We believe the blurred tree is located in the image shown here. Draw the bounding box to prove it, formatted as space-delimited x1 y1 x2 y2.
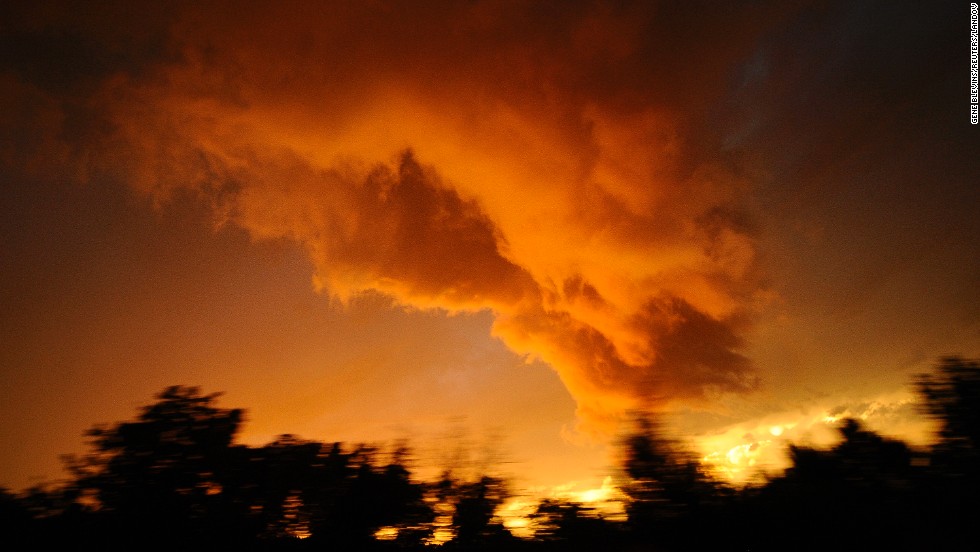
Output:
913 356 980 548
60 388 436 547
0 488 34 545
531 498 584 542
65 386 247 546
530 498 615 548
453 475 507 544
248 434 322 540
915 356 980 460
746 417 923 552
621 414 716 519
619 413 725 550
300 442 433 547
441 474 510 547
787 418 914 488
375 444 434 546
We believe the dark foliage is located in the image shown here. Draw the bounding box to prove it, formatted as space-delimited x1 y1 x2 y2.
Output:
530 498 620 551
913 356 980 547
2 356 978 551
620 414 722 547
916 356 980 462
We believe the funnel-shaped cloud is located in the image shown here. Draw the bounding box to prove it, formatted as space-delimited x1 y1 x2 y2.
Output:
2 0 781 433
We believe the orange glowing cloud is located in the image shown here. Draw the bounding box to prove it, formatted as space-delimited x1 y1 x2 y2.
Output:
3 0 791 434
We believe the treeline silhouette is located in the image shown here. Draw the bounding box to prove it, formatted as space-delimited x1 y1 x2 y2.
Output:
2 356 978 551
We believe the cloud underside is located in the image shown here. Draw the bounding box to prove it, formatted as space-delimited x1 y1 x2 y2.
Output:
2 0 781 433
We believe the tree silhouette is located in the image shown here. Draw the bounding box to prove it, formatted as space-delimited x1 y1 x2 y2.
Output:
6 360 975 551
744 417 931 552
50 386 446 548
913 356 980 548
64 385 247 546
446 474 510 547
530 498 617 549
246 434 323 541
0 487 35 545
915 356 980 461
618 413 727 550
308 443 432 547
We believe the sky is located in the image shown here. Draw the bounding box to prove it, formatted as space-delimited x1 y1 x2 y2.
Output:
1 0 978 496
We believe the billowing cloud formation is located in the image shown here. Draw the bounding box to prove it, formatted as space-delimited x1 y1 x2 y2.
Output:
1 0 788 433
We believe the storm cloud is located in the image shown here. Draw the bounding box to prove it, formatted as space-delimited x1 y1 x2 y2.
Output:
1 0 812 432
